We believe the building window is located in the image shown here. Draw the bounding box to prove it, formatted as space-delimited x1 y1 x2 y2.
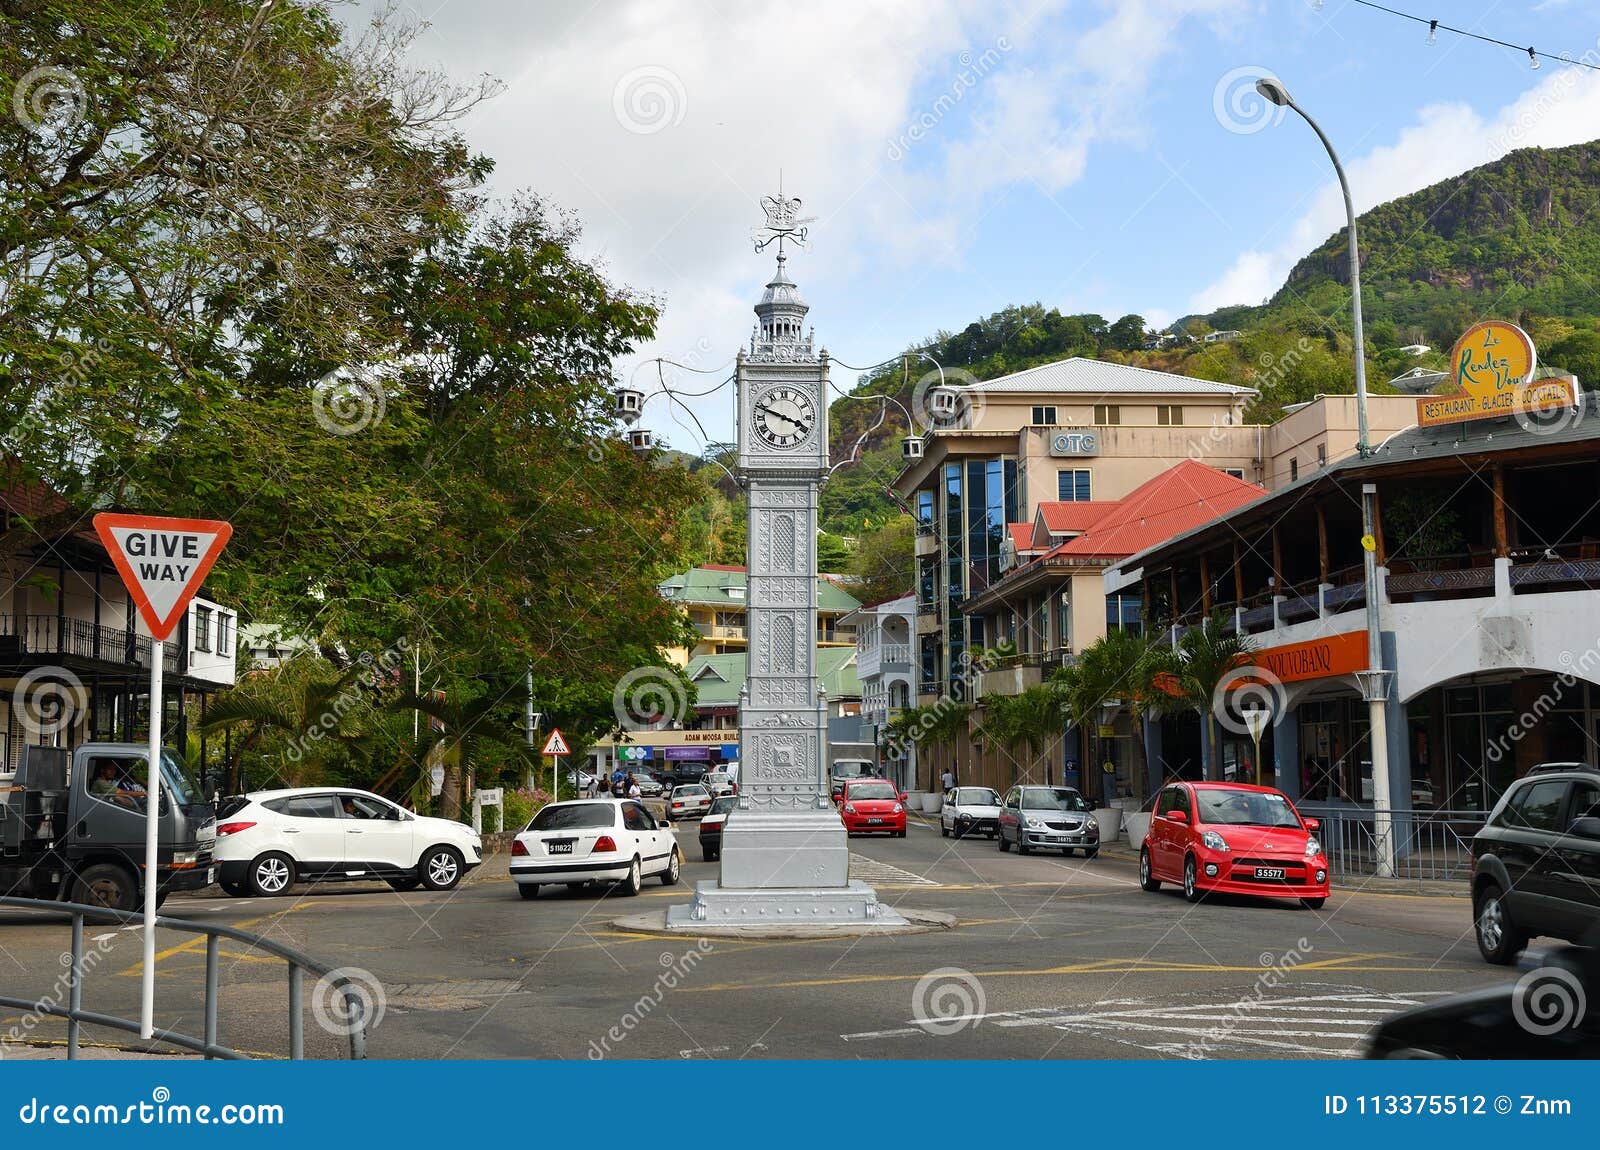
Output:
193 605 212 653
727 586 744 599
1222 468 1245 480
1106 594 1142 635
1290 458 1299 482
1031 405 1057 426
1093 404 1120 425
1156 405 1183 426
1056 469 1092 501
916 489 934 526
217 612 233 655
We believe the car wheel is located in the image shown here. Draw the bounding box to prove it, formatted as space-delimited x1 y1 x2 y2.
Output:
219 879 251 898
518 884 540 900
1474 882 1525 964
660 847 681 886
386 876 421 892
73 863 138 911
248 853 295 898
420 845 464 892
1183 855 1204 903
1300 897 1326 910
1139 848 1161 891
941 824 950 838
1017 830 1031 855
998 828 1011 852
620 857 643 897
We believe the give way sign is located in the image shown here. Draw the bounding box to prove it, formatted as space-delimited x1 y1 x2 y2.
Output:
93 513 233 641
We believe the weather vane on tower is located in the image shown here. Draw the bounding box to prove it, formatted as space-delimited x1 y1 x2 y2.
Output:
751 173 816 257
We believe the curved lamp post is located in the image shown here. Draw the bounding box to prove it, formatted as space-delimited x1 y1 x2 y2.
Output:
1254 76 1396 877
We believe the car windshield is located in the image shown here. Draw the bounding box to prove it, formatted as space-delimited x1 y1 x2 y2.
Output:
160 750 202 806
848 782 898 800
676 785 708 797
956 788 1000 805
1195 789 1302 828
1021 787 1090 812
710 796 737 814
528 803 614 831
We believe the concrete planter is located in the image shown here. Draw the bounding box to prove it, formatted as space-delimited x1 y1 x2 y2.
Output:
1124 812 1151 850
921 792 943 813
902 791 927 813
1092 808 1123 842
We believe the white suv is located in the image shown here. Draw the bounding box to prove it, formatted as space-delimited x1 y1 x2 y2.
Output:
214 788 482 897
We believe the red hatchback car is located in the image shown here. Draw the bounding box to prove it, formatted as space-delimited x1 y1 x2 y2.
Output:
839 778 907 837
1140 781 1329 909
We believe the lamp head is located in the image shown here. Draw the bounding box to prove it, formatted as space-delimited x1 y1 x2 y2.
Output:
1254 77 1291 108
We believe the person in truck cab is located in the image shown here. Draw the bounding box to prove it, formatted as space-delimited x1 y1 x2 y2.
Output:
89 763 118 798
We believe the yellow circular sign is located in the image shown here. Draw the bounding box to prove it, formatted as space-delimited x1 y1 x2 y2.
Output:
1448 319 1537 394
1360 534 1377 553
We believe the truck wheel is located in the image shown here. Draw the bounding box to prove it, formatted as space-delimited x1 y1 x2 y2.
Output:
73 864 137 912
248 853 296 897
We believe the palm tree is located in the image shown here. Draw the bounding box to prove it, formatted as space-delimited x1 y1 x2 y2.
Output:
1146 615 1257 781
974 685 1063 784
390 689 535 820
886 701 971 789
1054 626 1164 798
199 661 373 790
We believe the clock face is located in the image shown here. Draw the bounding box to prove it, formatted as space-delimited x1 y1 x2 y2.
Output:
753 386 816 449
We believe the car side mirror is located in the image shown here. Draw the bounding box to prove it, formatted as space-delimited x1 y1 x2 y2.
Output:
899 793 908 803
1303 817 1320 832
1569 816 1600 840
1166 809 1189 824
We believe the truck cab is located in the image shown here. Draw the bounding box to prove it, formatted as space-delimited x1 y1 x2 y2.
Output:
1 743 217 910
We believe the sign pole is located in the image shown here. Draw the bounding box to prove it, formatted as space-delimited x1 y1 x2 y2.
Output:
552 753 559 803
140 639 164 1039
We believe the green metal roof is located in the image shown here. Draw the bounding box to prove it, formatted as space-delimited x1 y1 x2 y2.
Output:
659 565 861 613
684 646 862 709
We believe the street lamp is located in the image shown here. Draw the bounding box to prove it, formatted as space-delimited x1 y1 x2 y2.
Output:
1255 75 1395 877
1241 704 1270 788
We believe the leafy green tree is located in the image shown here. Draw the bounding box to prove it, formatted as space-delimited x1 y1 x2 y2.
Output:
1145 617 1257 782
391 689 536 820
1546 330 1600 385
847 515 914 605
975 685 1064 784
1053 626 1164 797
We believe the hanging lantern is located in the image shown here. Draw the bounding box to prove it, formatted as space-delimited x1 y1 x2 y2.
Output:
929 387 960 419
901 435 924 461
628 428 654 452
614 386 644 424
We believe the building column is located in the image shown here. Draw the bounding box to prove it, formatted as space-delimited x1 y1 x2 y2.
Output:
1142 711 1163 798
1273 705 1302 800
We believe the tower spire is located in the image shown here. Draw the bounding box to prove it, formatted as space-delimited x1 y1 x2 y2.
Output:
749 182 817 361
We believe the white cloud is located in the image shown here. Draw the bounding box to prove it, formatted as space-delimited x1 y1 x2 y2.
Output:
1189 66 1600 316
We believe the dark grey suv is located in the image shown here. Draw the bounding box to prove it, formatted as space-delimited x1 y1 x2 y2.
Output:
1470 763 1600 964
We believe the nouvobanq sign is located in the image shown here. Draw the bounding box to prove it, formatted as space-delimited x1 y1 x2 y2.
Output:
1416 320 1577 428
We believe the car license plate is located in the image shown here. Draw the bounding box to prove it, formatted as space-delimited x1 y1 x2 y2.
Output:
1254 867 1286 879
867 818 883 825
206 867 216 884
1047 835 1066 843
549 841 574 855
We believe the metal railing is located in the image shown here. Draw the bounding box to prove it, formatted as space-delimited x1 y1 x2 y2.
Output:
0 614 179 673
1306 808 1487 884
0 897 368 1060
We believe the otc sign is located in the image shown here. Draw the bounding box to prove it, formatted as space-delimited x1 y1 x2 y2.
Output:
1049 431 1099 457
93 514 232 641
1416 320 1577 428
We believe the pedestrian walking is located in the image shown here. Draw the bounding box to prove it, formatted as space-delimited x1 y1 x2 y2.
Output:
941 767 955 793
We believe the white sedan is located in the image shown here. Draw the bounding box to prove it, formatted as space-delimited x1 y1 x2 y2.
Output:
510 798 681 898
214 788 482 897
664 783 713 820
941 786 1003 839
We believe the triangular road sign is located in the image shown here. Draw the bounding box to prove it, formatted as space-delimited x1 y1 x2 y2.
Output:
541 728 570 756
93 513 233 642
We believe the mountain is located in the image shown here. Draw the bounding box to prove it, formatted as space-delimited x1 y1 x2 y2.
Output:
819 140 1600 537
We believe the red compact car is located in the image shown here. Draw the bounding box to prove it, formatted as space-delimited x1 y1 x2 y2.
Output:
1140 781 1329 908
839 778 907 837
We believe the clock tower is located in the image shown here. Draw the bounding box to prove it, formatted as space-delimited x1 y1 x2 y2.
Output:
667 192 903 928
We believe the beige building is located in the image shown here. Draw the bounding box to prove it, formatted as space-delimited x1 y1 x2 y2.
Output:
657 564 860 666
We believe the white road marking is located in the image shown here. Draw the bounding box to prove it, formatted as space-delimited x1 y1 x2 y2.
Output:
847 854 938 887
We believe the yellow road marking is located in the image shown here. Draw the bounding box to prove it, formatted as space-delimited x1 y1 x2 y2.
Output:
118 904 309 977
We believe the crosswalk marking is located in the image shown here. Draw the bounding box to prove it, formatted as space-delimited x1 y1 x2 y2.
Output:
849 853 939 887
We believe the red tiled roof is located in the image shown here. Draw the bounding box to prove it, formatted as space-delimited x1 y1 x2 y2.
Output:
1036 502 1110 534
1053 461 1264 559
698 563 748 573
1007 523 1040 552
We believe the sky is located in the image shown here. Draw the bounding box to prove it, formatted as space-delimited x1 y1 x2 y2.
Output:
350 0 1600 447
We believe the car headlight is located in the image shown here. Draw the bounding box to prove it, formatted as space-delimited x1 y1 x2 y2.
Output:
1025 816 1046 830
843 803 856 813
892 803 903 814
1304 836 1322 858
172 850 198 866
1201 830 1229 852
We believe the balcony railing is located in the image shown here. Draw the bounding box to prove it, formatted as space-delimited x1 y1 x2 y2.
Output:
0 614 178 674
693 622 746 639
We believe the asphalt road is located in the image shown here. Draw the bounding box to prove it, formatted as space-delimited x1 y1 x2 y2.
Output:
0 815 1519 1060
